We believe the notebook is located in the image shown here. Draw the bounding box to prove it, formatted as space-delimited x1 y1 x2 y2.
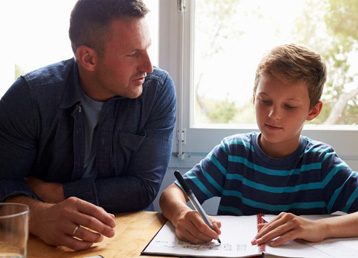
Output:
141 214 358 258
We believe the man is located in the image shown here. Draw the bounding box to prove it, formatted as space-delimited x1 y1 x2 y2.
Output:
0 0 176 251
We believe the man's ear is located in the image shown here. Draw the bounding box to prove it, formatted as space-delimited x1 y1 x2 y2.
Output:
75 46 97 72
307 101 323 121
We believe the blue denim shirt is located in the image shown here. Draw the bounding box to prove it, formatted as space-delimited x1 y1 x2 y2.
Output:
0 58 176 213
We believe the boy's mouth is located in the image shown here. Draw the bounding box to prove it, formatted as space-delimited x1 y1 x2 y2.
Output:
265 123 283 130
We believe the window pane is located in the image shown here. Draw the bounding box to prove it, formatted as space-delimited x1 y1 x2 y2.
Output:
0 0 77 97
0 0 158 98
193 0 358 126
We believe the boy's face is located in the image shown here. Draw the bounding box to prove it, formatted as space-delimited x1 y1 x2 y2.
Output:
254 73 321 157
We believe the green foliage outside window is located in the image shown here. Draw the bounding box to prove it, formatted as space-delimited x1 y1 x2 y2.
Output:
194 0 358 126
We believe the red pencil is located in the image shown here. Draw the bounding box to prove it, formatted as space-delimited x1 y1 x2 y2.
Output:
257 213 266 253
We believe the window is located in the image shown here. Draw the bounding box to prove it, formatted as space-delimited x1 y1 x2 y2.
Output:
193 0 358 127
160 0 358 167
0 0 158 97
0 1 75 97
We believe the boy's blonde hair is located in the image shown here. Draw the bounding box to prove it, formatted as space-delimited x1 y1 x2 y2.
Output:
254 44 327 108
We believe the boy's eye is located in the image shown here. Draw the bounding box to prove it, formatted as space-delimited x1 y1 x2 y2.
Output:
284 104 296 109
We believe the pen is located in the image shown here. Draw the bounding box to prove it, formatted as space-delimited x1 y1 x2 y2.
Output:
174 170 221 244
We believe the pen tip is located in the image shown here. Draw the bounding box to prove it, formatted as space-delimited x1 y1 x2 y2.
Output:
217 238 221 244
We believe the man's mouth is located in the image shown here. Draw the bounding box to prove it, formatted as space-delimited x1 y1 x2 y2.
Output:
133 74 146 84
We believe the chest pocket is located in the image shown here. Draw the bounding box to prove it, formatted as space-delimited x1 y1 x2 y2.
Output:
114 132 146 174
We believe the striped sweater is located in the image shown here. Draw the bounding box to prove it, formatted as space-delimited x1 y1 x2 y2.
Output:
182 132 358 215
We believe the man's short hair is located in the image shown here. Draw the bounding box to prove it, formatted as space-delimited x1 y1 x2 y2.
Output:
69 0 149 53
254 44 327 107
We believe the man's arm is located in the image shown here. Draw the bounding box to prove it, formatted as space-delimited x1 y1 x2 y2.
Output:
6 195 115 250
26 177 65 203
0 78 116 251
0 77 39 201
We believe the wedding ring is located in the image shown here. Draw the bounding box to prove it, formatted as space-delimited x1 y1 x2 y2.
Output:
72 225 80 236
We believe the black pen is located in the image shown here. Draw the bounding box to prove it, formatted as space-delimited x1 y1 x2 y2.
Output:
174 170 221 244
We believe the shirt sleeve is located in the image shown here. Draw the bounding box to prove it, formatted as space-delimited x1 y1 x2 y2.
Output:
63 69 177 213
0 77 39 201
181 139 230 204
321 147 358 213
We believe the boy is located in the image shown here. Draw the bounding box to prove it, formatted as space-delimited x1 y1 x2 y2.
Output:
159 44 358 246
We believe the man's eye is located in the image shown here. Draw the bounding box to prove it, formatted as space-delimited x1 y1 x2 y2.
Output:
127 51 139 57
260 100 272 105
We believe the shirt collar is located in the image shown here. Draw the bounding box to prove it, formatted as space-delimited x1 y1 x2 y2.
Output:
59 59 82 109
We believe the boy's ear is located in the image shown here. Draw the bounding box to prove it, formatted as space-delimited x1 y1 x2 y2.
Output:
306 101 323 121
75 46 97 72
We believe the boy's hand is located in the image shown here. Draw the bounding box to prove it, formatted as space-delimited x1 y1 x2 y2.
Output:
174 210 221 244
251 212 326 246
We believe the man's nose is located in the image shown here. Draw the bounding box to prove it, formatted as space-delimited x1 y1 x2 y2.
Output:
141 51 153 74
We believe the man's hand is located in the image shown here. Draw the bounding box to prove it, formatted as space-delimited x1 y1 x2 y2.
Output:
251 212 326 247
26 177 64 203
174 210 221 244
7 196 116 251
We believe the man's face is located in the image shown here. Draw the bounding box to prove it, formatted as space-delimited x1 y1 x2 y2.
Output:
92 17 153 100
254 73 315 156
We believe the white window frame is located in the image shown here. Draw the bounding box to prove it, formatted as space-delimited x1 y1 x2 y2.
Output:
159 0 358 169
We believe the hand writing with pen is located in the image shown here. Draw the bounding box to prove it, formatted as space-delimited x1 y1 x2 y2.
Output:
175 209 222 244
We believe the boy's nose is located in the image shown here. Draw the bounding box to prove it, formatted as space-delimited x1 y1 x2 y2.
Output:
268 107 282 120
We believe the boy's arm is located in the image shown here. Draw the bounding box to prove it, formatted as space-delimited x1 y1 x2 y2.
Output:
159 183 190 225
323 212 358 238
159 183 221 244
252 212 358 247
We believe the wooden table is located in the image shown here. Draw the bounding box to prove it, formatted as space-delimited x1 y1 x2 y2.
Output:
28 211 174 258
